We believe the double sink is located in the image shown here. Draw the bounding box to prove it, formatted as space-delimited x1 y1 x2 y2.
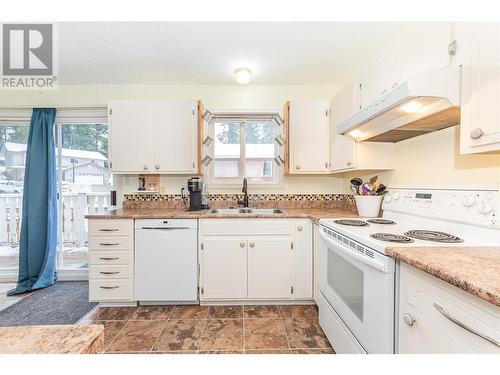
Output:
208 208 287 215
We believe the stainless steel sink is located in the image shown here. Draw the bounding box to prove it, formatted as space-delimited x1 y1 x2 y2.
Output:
208 208 287 215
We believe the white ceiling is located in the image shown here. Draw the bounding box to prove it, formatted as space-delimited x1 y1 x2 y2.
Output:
57 22 402 85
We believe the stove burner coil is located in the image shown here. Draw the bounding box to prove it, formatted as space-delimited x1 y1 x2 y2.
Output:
404 230 464 243
367 219 396 225
334 219 369 227
370 233 414 243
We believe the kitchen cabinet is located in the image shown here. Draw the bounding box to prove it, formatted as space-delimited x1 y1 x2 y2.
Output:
398 263 500 354
88 219 135 306
287 101 330 174
329 83 396 172
360 23 452 108
313 223 321 305
247 237 292 299
201 237 247 299
109 100 199 174
453 23 500 154
199 218 313 302
293 220 313 299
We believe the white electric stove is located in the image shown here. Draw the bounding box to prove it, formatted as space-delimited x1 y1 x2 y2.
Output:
318 186 500 354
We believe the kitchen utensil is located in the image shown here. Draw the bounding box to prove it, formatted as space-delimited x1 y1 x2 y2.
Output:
375 184 387 195
361 183 372 195
350 178 363 188
369 175 381 191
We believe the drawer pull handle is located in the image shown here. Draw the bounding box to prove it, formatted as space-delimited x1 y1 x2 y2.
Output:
99 229 119 232
99 286 120 289
99 243 119 246
433 303 500 347
99 271 120 275
99 257 119 261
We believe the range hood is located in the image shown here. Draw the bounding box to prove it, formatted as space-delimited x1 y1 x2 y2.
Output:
338 66 462 142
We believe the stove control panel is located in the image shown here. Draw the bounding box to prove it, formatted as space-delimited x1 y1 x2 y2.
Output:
382 188 500 228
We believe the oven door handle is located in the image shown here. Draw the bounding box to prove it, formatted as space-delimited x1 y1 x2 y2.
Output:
320 231 387 273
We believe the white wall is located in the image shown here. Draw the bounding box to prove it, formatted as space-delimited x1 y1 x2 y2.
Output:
353 126 500 192
0 84 345 200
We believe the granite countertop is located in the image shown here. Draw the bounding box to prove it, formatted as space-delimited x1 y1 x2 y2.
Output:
85 207 359 224
386 246 500 307
0 324 104 354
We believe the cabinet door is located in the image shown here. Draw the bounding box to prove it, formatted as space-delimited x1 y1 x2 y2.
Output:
452 22 500 66
313 224 321 305
330 83 358 171
201 238 247 299
154 101 198 173
247 237 292 299
109 101 154 173
360 23 451 108
293 220 313 299
460 66 500 154
289 101 330 174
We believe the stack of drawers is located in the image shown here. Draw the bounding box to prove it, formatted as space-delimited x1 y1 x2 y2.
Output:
88 219 134 305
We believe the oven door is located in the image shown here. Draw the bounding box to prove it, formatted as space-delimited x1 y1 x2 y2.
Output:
319 228 395 353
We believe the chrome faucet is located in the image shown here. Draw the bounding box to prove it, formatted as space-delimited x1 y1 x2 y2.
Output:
238 177 249 207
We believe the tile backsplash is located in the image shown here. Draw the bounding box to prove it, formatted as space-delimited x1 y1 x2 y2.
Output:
123 193 355 210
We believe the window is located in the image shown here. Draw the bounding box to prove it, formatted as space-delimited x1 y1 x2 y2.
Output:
209 119 281 186
0 108 109 275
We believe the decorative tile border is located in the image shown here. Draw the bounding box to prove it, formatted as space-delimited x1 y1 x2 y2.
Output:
123 193 355 210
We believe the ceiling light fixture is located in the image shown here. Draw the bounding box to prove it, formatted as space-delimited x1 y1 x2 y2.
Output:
235 68 252 85
400 101 423 113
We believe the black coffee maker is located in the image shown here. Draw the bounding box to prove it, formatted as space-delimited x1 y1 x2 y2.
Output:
187 177 202 211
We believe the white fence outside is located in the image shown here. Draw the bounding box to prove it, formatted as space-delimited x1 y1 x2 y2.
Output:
0 192 110 246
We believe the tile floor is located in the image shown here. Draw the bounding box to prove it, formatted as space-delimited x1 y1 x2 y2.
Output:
77 304 334 354
0 283 31 312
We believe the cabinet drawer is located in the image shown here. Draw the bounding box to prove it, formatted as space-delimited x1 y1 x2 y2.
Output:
89 250 132 265
89 219 133 237
89 279 133 301
89 237 132 250
201 219 292 236
402 265 500 353
90 265 132 279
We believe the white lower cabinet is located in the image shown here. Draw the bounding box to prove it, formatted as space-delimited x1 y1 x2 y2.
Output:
398 263 500 353
88 219 135 306
199 219 313 302
247 237 292 299
202 237 247 300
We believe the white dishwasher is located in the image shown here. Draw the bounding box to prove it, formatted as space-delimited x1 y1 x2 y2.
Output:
135 219 198 303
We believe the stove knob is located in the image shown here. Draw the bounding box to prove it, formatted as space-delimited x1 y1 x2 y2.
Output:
384 194 392 203
462 194 476 207
477 200 494 215
392 192 401 201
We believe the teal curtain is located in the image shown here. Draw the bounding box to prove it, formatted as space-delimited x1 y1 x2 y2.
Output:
8 108 58 295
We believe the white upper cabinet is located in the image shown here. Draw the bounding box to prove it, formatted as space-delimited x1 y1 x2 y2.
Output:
330 83 396 173
288 100 330 174
360 23 452 108
109 100 199 174
454 23 500 154
153 101 198 173
109 101 154 173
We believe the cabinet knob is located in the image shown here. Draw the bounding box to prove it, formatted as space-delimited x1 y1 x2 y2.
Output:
143 165 149 170
470 128 484 140
347 161 352 166
403 313 416 326
296 165 301 170
298 225 303 232
249 242 255 248
240 242 245 248
325 162 328 169
155 165 160 170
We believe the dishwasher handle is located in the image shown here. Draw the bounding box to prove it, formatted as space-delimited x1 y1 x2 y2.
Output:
139 226 191 230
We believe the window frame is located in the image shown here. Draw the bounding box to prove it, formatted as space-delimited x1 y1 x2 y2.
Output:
206 114 283 188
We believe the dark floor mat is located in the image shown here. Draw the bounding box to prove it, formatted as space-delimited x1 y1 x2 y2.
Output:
0 281 97 327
